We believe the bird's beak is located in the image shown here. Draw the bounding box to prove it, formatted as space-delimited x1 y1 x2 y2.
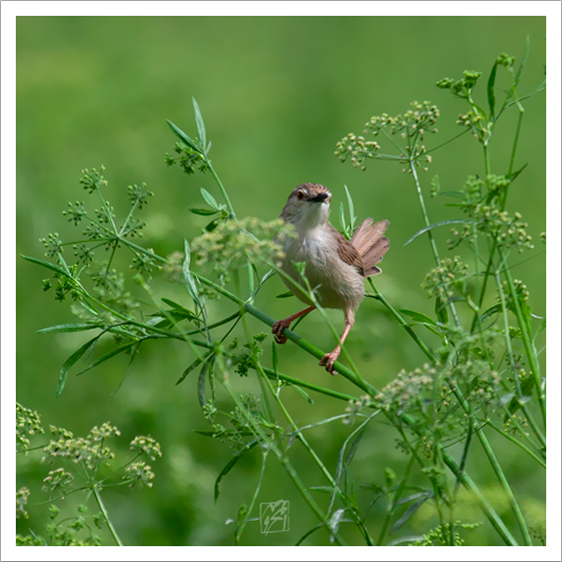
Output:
309 192 330 203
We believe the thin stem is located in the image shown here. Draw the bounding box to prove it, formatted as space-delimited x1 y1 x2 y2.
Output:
92 487 123 546
366 279 435 362
409 159 461 327
235 451 268 544
498 248 546 426
449 383 532 545
486 422 546 468
207 161 236 219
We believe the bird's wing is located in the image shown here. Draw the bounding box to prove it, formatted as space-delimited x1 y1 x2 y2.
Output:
351 218 390 277
328 225 365 276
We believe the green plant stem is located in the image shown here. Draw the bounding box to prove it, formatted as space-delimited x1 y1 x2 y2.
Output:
486 422 546 468
498 249 546 426
220 376 347 545
92 487 123 546
440 448 518 545
235 451 268 544
194 272 516 545
255 359 374 545
207 160 236 219
258 366 364 404
366 279 435 362
495 273 545 447
376 453 416 546
449 384 532 545
409 160 461 327
194 273 377 397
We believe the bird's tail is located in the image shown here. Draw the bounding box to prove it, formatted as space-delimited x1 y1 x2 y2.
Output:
351 218 390 277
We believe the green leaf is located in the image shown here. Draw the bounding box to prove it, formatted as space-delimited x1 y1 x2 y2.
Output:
21 255 71 278
344 184 357 233
77 340 140 376
38 322 102 334
290 383 314 405
435 296 449 325
161 297 195 315
275 291 294 299
197 358 211 408
399 309 438 328
57 336 100 396
404 220 468 246
391 496 430 532
166 120 200 152
188 208 218 216
200 187 219 210
480 304 502 324
204 217 224 232
514 35 530 88
214 441 258 503
192 97 207 153
487 61 498 119
338 202 347 236
438 191 465 199
506 163 528 183
183 239 200 308
176 351 210 385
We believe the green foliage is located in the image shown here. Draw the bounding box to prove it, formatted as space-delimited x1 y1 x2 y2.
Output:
20 39 545 546
16 404 162 546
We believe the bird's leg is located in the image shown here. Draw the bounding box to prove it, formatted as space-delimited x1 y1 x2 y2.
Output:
319 311 355 375
272 306 315 344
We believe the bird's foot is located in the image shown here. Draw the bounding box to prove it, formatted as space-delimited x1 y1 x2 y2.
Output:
319 347 341 375
272 318 292 344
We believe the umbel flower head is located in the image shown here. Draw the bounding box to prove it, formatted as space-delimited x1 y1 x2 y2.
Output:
190 217 296 278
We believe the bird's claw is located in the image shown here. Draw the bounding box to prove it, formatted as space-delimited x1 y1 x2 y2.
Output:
319 350 341 376
272 319 291 345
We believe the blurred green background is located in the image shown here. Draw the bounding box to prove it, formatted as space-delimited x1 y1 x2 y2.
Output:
16 16 546 546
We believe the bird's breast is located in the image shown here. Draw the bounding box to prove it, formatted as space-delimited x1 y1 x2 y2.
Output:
281 229 365 310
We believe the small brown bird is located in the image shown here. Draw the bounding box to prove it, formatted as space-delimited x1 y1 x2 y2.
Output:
272 183 390 374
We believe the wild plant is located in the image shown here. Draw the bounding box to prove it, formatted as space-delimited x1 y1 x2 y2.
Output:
20 40 545 546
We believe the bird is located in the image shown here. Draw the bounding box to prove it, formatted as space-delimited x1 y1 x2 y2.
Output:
272 182 390 375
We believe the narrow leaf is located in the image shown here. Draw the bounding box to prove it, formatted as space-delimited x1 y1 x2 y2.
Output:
176 352 210 385
338 202 347 235
344 185 357 232
344 428 365 468
480 304 502 324
200 187 219 210
197 358 211 408
399 309 438 328
506 162 528 183
438 190 465 199
189 208 218 216
38 322 102 334
404 220 469 246
514 35 530 87
275 291 294 299
166 119 199 152
192 97 207 152
57 336 100 396
290 384 314 405
435 296 449 325
183 239 200 307
391 497 430 532
487 61 498 119
214 441 258 502
21 255 71 278
77 340 139 376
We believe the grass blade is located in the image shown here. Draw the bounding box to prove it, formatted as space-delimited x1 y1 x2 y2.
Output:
192 97 207 152
57 336 100 396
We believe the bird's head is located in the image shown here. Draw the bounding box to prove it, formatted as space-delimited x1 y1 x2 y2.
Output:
280 183 332 230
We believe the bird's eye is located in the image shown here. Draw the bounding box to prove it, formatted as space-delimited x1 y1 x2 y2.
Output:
296 190 305 200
